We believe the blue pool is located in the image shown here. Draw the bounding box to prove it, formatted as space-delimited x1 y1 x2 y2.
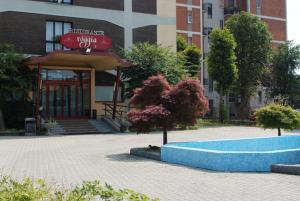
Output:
161 136 300 172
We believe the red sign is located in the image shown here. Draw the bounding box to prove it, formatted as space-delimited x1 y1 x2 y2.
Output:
60 33 112 50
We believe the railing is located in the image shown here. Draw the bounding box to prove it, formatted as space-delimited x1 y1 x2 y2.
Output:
103 103 130 122
224 7 240 15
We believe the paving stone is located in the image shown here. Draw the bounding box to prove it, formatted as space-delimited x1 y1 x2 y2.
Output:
0 127 299 201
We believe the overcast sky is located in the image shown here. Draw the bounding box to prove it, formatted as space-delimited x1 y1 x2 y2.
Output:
287 0 300 45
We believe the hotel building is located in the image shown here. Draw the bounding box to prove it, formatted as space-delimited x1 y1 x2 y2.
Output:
0 0 288 126
0 0 176 123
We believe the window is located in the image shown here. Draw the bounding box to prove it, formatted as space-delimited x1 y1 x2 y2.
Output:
48 0 72 4
95 86 122 102
256 0 261 15
46 21 72 52
188 37 193 45
203 27 213 36
258 91 262 103
207 3 212 19
228 0 235 8
208 78 214 92
229 93 236 103
187 11 193 24
203 78 209 86
220 20 224 29
256 0 261 8
209 99 214 116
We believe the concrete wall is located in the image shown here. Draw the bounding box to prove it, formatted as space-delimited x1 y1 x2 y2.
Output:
0 0 176 51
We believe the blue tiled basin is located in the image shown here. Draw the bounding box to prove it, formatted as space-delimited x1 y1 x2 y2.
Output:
161 136 300 172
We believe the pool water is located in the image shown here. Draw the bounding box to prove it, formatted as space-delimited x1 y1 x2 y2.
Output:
161 136 300 172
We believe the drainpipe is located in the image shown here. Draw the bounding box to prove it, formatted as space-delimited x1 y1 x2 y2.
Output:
201 3 205 87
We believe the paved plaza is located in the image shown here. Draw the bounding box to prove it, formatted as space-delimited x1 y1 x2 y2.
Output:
0 127 300 201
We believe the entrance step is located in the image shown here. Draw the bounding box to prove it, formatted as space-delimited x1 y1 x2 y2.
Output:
56 119 116 134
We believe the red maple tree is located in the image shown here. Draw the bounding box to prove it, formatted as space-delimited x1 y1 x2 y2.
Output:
128 75 208 145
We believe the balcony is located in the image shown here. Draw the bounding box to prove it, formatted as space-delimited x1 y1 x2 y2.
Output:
224 7 240 15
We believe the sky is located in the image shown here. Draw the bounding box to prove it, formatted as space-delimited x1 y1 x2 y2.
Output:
287 0 300 45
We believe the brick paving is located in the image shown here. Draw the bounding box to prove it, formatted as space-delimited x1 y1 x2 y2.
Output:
0 127 300 201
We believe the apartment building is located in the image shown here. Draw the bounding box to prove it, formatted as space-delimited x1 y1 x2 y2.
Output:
176 0 202 48
200 0 287 118
225 0 287 45
0 0 176 120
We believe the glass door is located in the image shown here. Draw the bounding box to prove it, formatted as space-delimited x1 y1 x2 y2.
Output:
42 70 91 119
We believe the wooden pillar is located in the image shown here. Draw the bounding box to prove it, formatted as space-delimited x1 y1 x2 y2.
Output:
112 66 121 120
90 68 96 118
35 63 42 128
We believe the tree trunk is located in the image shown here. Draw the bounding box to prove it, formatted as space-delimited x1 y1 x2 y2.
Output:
236 98 250 120
163 128 168 145
278 128 281 136
219 87 224 123
0 108 5 130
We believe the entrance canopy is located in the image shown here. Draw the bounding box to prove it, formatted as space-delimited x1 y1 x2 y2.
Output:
24 50 132 70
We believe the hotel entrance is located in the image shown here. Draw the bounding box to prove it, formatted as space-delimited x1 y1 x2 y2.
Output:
41 69 91 119
24 49 131 127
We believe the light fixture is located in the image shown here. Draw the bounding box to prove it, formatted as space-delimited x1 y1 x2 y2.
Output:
86 48 91 53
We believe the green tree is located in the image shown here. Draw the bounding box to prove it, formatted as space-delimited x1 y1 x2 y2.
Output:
122 43 185 98
177 35 188 52
183 44 201 77
0 44 33 130
207 28 237 122
226 12 272 119
269 42 300 104
176 35 202 77
255 104 300 136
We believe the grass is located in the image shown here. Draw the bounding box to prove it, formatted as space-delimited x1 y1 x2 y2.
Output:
190 119 257 129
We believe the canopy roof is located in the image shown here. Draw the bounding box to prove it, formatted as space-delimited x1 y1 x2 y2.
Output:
24 50 132 70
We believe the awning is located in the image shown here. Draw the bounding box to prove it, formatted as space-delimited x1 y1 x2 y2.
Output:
24 50 132 70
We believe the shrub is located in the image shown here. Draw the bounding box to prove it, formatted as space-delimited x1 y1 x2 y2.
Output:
3 100 34 129
255 104 300 136
0 176 159 201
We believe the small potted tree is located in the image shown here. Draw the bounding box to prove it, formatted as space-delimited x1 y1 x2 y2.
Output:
255 104 300 136
128 74 208 145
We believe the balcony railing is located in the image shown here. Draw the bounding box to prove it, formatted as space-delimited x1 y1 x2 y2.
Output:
224 7 240 15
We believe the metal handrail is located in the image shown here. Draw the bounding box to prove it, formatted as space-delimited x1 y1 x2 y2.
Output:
103 103 129 121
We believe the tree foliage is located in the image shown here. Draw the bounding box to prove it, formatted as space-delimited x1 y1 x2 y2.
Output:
255 104 300 136
182 45 201 77
268 42 300 105
176 35 202 77
226 12 272 119
0 44 34 130
207 28 237 122
122 43 185 98
176 35 188 52
128 75 208 144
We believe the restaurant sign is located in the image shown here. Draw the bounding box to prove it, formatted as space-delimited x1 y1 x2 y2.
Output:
60 29 112 50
